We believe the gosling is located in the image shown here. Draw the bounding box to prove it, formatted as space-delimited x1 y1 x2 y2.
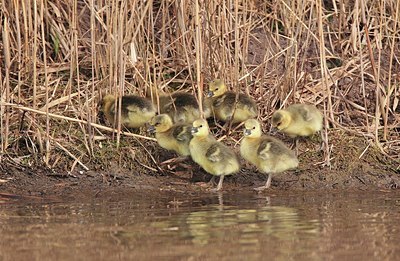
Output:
101 94 156 129
148 114 192 156
240 119 299 191
159 92 211 124
271 104 323 138
189 119 240 191
207 79 258 124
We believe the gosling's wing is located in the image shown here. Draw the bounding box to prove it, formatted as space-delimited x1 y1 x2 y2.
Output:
205 143 224 162
238 94 257 110
108 103 116 114
213 94 228 107
171 93 198 107
257 137 286 159
125 104 141 114
215 93 257 113
257 139 272 160
157 96 171 111
123 96 153 113
162 97 177 113
259 136 294 161
172 124 192 142
163 93 199 112
296 105 315 122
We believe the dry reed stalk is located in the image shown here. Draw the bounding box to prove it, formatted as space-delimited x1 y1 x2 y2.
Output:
32 0 38 109
384 0 400 141
1 16 11 153
316 0 331 166
39 0 50 165
194 0 203 115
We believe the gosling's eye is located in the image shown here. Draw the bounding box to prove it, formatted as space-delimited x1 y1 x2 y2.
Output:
215 88 219 91
199 125 203 128
252 126 256 130
155 123 160 126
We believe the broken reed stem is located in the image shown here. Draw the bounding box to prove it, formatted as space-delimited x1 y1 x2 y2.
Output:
2 102 156 142
54 140 89 171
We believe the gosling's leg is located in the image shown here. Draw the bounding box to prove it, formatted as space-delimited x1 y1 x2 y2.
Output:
221 119 232 136
265 173 272 189
209 176 217 186
254 174 272 191
212 175 225 192
288 137 299 155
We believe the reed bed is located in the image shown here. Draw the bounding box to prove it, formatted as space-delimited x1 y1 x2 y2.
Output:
1 0 399 173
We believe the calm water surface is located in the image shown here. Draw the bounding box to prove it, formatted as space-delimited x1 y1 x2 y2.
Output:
1 191 400 260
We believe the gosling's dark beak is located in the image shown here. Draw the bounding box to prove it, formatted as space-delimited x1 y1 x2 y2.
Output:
191 126 199 134
206 91 214 98
244 128 252 136
147 125 155 133
270 127 278 134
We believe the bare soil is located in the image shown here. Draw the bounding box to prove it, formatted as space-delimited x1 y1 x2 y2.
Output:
1 129 399 201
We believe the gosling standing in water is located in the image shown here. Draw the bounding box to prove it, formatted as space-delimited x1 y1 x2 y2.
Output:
101 94 156 129
189 119 240 191
207 79 258 124
148 114 193 156
271 104 323 138
240 119 299 191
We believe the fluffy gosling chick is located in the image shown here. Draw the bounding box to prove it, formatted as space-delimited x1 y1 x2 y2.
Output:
101 94 156 128
155 92 211 124
149 114 193 156
189 119 240 191
207 79 258 124
240 119 299 190
271 104 323 138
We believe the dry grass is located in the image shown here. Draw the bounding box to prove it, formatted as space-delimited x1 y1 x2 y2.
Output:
1 0 399 173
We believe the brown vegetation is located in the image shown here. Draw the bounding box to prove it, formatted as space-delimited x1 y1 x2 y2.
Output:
0 0 399 192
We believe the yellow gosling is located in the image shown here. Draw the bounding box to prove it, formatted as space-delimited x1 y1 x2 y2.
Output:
240 119 299 191
149 114 193 156
271 104 323 138
189 119 240 191
206 79 258 124
101 94 156 129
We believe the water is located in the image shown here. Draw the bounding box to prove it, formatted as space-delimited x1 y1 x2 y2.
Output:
1 191 400 260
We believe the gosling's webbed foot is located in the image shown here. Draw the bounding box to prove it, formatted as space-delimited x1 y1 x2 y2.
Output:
210 187 222 192
253 186 268 192
254 175 272 191
210 175 224 192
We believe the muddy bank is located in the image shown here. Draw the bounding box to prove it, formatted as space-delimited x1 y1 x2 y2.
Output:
1 130 399 200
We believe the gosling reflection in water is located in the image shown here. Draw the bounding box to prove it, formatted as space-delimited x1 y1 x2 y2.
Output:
149 195 319 246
